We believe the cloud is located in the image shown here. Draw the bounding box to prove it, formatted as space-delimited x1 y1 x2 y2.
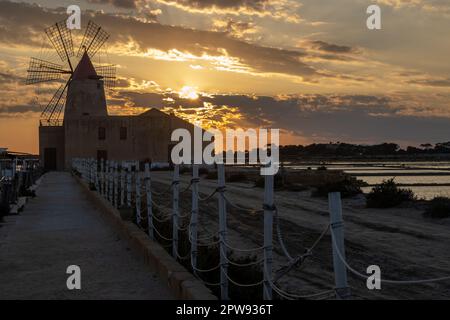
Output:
377 0 450 15
409 78 450 87
153 0 302 22
309 40 355 54
110 84 450 145
0 1 317 79
87 0 138 9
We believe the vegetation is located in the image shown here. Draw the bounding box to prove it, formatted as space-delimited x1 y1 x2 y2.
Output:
424 197 450 219
279 141 450 158
366 178 416 208
312 177 362 198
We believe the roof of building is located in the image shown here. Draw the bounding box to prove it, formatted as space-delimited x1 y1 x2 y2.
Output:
72 52 99 80
138 108 171 118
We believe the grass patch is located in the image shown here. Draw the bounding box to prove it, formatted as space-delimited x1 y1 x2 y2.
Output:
366 178 416 208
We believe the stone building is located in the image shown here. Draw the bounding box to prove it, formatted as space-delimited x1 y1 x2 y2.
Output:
39 52 196 170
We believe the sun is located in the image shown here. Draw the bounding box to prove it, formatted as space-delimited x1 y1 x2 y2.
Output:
179 86 199 100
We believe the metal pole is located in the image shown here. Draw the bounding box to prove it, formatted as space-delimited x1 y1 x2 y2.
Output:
190 165 199 270
113 161 118 207
218 164 229 300
329 192 351 299
107 160 112 202
145 163 154 240
100 159 104 196
126 164 131 208
172 164 180 259
263 173 274 300
120 162 125 207
135 168 141 226
94 160 99 192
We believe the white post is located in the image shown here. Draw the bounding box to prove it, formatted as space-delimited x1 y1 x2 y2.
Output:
190 165 199 270
100 159 104 196
172 164 180 259
145 163 154 240
108 160 112 202
263 173 274 300
113 161 118 207
121 162 126 207
217 164 229 300
94 159 99 191
329 192 351 299
135 168 142 226
126 164 131 207
105 160 109 199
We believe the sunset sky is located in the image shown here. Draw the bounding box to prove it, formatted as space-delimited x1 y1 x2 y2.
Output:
0 0 449 154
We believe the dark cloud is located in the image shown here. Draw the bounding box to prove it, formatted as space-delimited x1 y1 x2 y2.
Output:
409 78 450 87
0 1 316 78
165 0 269 10
310 40 354 54
0 104 37 114
87 0 137 9
113 89 450 144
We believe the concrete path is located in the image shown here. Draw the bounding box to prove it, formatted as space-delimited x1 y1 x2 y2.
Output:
0 172 174 300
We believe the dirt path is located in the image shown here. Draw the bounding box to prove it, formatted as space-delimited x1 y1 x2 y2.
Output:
0 172 173 300
151 171 450 299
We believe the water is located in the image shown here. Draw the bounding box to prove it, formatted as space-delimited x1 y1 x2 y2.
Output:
288 161 450 200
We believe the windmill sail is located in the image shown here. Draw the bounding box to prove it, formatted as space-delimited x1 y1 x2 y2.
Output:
95 64 116 89
77 21 109 59
40 83 68 125
26 57 70 85
45 20 74 68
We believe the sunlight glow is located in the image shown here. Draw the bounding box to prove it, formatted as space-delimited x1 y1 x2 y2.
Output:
179 86 199 100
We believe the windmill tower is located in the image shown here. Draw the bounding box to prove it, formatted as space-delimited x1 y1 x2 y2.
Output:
26 20 115 124
26 20 116 170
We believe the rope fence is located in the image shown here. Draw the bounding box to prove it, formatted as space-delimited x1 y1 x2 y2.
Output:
72 157 450 300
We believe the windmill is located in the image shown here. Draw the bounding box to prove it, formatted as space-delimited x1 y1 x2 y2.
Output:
26 20 116 125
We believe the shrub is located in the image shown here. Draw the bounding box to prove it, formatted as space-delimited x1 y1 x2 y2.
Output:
366 178 416 208
424 197 450 219
317 165 328 171
313 178 362 198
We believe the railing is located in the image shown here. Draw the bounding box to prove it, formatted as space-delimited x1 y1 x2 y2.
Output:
72 157 450 300
40 119 63 127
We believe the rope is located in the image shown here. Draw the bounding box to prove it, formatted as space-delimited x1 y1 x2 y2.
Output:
151 214 171 223
222 240 265 252
191 263 220 273
149 221 174 241
176 251 191 261
274 206 294 261
274 224 331 282
198 188 220 202
264 264 335 300
271 282 335 300
223 194 263 214
220 247 265 267
151 181 174 196
225 273 264 288
330 228 450 285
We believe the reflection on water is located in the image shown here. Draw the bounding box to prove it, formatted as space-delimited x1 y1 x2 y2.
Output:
288 161 450 200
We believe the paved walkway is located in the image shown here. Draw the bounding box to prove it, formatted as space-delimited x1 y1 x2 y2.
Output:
0 172 173 299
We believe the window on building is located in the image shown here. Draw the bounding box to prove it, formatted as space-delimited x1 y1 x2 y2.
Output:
120 127 127 140
98 127 106 140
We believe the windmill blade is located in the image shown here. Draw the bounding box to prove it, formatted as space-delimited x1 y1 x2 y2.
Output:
40 82 68 125
95 64 116 89
26 57 71 85
45 20 74 69
77 21 110 59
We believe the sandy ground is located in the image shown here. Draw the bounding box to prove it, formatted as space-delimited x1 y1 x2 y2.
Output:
0 172 173 300
150 171 450 300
